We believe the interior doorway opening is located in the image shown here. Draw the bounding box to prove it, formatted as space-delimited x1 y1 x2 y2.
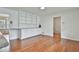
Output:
53 16 61 41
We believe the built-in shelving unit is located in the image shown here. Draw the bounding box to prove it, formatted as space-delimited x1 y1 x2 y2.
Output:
18 9 39 29
9 9 41 40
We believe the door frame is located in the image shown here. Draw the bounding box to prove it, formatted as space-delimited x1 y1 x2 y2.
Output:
53 16 61 36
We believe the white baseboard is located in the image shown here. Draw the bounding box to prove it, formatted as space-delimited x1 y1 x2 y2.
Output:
42 33 53 37
61 36 79 41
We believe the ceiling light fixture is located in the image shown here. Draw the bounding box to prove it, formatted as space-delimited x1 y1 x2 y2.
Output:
40 7 45 10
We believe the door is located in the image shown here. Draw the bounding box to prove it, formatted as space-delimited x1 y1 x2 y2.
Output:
53 16 61 40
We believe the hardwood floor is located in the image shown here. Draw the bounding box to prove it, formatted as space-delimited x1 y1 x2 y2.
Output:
9 35 79 52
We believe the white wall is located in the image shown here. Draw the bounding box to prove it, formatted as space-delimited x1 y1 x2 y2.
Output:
40 15 53 36
40 8 79 41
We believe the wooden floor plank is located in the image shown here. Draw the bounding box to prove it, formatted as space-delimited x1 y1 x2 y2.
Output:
9 35 79 52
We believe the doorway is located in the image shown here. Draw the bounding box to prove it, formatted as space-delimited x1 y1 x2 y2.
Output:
0 14 9 42
53 16 61 41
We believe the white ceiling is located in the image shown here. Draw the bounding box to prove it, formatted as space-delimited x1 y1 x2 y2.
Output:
5 7 78 15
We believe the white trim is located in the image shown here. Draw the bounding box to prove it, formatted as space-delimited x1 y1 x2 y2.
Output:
61 36 79 41
42 33 53 37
